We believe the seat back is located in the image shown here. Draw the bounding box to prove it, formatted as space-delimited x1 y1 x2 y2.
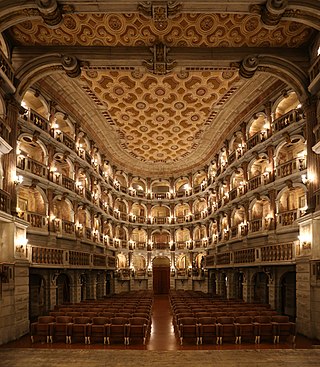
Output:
217 316 234 324
271 315 289 323
55 316 73 324
37 316 55 324
92 317 110 325
235 316 252 324
253 315 271 323
73 316 91 324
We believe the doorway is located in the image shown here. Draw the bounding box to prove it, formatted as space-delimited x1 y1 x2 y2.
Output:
153 256 170 294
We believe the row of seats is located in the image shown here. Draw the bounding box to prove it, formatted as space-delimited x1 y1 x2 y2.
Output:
31 291 153 345
170 291 296 345
31 315 150 345
177 315 296 345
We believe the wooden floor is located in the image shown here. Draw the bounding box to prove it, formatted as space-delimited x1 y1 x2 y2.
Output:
1 295 317 351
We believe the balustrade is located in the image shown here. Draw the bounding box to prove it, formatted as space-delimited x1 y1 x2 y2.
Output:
234 248 255 264
260 243 293 262
251 218 262 232
216 252 231 265
0 118 10 144
276 157 305 178
93 254 106 267
0 49 14 83
248 174 262 191
69 251 90 266
17 156 48 178
278 209 298 226
273 109 303 133
0 189 10 214
31 247 64 265
18 211 47 229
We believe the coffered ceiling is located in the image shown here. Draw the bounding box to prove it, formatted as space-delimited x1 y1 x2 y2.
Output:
6 1 315 177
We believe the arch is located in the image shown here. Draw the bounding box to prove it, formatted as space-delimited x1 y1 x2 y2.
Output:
272 90 300 120
21 88 49 119
52 195 74 222
18 133 49 165
246 111 268 138
15 54 81 99
53 111 75 139
239 54 309 102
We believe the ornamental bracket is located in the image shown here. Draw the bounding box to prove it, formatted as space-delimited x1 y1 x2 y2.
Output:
143 43 176 75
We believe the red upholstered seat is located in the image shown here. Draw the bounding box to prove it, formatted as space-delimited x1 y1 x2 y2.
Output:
30 316 55 343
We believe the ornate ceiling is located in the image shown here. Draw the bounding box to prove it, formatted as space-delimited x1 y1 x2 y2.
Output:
6 2 316 177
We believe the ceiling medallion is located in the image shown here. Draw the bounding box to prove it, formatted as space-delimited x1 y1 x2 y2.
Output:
143 43 176 75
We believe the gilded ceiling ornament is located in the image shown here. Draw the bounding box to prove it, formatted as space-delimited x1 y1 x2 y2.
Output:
143 43 176 75
138 1 182 30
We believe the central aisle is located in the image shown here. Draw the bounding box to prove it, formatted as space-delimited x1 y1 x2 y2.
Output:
147 295 177 350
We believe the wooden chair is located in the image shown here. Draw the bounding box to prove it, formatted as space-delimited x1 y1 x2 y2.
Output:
127 317 149 345
52 316 73 343
197 316 217 344
179 317 198 345
216 316 236 344
234 316 254 344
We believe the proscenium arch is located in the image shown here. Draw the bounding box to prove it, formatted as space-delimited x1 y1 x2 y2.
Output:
239 54 310 102
15 53 81 100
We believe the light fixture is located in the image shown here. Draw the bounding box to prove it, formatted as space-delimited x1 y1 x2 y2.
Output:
14 175 23 185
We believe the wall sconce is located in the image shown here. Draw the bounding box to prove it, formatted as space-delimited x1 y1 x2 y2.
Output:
298 234 312 250
14 175 23 185
302 173 314 185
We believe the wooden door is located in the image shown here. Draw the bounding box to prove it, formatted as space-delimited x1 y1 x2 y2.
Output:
153 266 170 294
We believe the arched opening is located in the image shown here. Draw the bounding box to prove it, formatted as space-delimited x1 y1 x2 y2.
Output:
56 273 70 305
235 272 244 300
29 273 45 321
280 271 296 320
253 272 269 304
152 256 170 295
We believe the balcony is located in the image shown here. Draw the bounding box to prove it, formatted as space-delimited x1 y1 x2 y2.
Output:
260 243 294 262
272 108 303 133
31 247 64 265
17 156 48 178
0 118 10 145
278 209 300 226
0 189 10 214
18 211 47 230
0 49 15 89
276 157 305 179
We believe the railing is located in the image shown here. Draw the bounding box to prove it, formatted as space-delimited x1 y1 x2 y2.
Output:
248 174 261 191
17 156 48 178
29 109 49 132
153 243 170 250
205 254 215 267
216 252 231 265
0 189 10 214
0 49 14 84
69 251 90 266
278 209 299 226
234 248 255 264
32 247 64 265
272 109 303 133
18 211 47 229
276 157 305 178
0 118 10 144
51 129 75 150
251 218 263 232
261 243 293 262
93 254 106 267
247 131 264 150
